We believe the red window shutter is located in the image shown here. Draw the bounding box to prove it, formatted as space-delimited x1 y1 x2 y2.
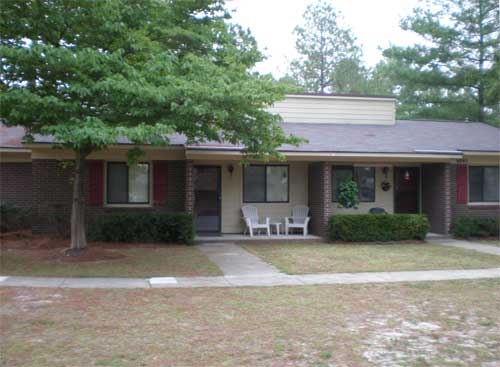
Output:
153 162 168 205
456 164 468 204
88 160 104 206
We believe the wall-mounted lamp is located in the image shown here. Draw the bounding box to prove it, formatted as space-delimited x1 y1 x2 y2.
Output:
403 169 411 183
227 164 234 175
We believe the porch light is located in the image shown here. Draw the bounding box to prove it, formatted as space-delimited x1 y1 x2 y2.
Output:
403 169 411 182
227 165 234 175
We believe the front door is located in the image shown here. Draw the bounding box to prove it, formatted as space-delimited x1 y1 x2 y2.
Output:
194 166 221 233
394 167 420 213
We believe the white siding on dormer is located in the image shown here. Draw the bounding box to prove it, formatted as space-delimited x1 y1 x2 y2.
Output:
269 95 396 125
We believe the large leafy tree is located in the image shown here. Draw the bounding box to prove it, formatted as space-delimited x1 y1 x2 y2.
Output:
0 0 299 252
382 0 499 124
289 1 363 93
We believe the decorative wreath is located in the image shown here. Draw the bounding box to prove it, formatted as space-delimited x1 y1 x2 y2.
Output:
381 181 392 192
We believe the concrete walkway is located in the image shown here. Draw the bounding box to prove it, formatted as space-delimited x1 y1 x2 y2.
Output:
427 237 500 256
196 242 281 276
1 268 499 289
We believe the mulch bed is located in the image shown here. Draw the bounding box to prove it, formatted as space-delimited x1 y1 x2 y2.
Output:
0 231 125 262
0 230 68 249
1 230 182 262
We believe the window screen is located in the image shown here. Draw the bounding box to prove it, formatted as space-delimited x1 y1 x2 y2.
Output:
107 162 150 204
355 167 375 202
266 166 288 202
107 163 128 203
332 166 353 201
128 164 149 203
332 166 376 202
243 165 288 203
243 166 266 202
469 166 499 202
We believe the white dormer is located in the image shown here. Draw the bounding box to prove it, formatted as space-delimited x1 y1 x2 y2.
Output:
269 94 396 125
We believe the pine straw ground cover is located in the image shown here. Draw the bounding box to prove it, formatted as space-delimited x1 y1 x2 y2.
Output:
241 242 500 274
0 231 221 277
1 280 499 366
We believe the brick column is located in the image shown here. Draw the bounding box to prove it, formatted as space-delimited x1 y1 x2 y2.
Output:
421 163 453 234
308 162 331 236
443 164 452 233
184 160 194 214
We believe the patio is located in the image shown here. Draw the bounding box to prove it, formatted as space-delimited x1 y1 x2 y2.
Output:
195 233 322 242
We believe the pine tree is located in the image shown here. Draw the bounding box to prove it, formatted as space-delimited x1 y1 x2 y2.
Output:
383 0 499 124
290 1 363 93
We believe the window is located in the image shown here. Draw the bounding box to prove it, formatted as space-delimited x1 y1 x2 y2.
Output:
332 166 375 202
469 166 499 202
356 167 376 202
107 162 150 204
243 165 289 203
332 166 353 202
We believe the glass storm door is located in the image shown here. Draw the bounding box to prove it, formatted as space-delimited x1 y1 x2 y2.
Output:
194 166 221 233
394 167 420 213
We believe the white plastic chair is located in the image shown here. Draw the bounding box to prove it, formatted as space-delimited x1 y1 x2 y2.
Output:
241 205 270 237
285 205 311 236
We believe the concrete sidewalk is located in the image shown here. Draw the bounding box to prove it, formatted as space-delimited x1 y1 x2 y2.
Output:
196 242 281 276
428 237 500 256
1 268 499 289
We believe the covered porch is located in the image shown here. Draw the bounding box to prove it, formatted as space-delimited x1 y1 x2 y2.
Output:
185 151 461 237
196 233 322 242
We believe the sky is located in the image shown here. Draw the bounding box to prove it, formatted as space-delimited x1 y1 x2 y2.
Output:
228 0 425 77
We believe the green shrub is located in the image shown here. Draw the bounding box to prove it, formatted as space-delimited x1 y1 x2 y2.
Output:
450 217 499 239
89 212 194 244
337 180 359 209
328 214 430 242
0 204 31 232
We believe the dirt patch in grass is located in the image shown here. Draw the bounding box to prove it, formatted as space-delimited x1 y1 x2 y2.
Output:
1 280 499 366
53 248 127 262
242 242 500 274
475 238 500 247
0 232 221 277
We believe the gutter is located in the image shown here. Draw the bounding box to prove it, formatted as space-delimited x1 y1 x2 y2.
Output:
0 147 32 153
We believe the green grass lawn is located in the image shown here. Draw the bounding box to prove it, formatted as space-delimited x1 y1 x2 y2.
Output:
0 245 222 277
2 280 499 366
242 242 500 274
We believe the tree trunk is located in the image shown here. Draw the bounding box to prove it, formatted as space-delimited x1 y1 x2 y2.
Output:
477 1 485 123
69 148 90 254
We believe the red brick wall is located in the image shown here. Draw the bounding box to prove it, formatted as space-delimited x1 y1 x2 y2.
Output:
421 164 452 234
32 159 73 234
184 160 194 214
0 162 33 209
449 164 500 221
308 162 332 236
419 163 498 234
32 159 188 235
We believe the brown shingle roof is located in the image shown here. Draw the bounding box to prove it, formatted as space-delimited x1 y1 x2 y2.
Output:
0 124 25 148
1 120 499 153
277 120 500 153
